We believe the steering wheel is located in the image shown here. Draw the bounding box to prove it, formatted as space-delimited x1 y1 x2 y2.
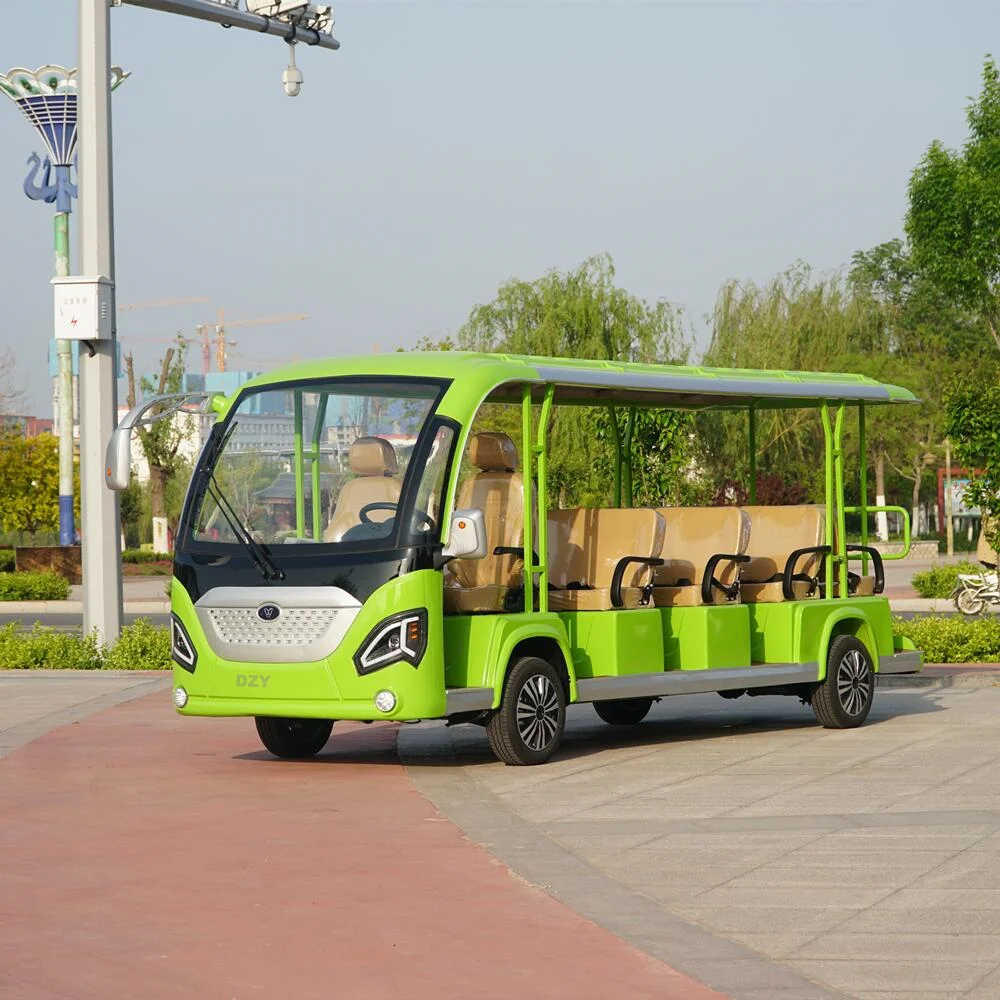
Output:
358 501 436 534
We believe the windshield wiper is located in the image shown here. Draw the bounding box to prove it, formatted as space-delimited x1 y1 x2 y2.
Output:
199 420 284 581
207 476 285 581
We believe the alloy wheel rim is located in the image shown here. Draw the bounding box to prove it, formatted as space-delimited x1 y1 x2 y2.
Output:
836 649 871 716
516 674 560 751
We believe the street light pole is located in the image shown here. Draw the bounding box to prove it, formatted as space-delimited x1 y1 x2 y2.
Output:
78 0 123 645
74 0 339 643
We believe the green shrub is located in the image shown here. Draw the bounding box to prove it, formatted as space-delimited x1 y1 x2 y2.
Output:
0 550 14 572
893 615 1000 663
102 618 172 671
0 623 102 669
0 620 170 670
0 571 71 601
122 549 171 564
910 562 979 599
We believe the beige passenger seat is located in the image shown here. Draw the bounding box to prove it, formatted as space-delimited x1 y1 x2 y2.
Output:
651 507 751 606
324 437 402 541
547 508 665 611
443 432 525 614
740 505 828 602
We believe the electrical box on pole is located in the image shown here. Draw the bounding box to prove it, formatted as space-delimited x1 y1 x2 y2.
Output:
52 275 114 340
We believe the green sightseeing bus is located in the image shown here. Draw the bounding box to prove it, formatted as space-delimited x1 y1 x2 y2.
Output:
107 353 923 766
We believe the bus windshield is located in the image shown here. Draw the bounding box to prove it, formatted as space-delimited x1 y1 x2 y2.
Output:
189 378 449 549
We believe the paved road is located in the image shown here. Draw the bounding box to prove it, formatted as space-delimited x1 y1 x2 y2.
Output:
401 686 1000 1000
0 674 719 1000
4 672 1000 999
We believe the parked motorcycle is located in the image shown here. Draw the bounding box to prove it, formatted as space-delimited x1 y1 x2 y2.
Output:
952 568 1000 615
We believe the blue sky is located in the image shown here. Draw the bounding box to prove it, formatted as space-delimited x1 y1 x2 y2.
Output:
1 0 997 413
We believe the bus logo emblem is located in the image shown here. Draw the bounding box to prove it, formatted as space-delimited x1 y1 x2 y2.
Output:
257 603 281 622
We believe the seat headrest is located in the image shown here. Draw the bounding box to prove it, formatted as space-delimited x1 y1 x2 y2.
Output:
469 432 518 472
349 437 399 476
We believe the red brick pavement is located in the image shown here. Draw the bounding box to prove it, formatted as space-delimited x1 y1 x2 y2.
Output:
0 694 726 1000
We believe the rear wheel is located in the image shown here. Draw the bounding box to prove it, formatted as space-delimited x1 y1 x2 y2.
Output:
956 588 985 616
810 635 874 729
594 697 653 726
487 656 566 766
255 717 333 759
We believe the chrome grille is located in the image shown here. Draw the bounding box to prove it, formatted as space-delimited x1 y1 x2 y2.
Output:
207 607 339 646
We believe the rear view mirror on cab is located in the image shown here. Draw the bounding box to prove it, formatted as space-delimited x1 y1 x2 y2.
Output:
441 509 488 561
105 392 225 491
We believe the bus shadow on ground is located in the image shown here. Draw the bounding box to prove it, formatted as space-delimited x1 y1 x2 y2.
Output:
231 689 950 768
396 688 951 768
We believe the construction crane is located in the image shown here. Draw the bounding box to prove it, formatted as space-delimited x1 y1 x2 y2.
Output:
120 309 308 374
196 308 308 373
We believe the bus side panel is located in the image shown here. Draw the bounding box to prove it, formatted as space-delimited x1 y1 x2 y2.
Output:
749 596 895 677
442 612 576 704
171 569 447 720
557 609 663 680
661 604 752 671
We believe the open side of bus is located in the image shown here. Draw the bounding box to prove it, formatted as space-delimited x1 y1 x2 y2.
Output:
109 353 922 765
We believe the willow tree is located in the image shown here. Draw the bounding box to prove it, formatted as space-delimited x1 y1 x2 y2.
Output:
457 254 692 506
700 264 878 502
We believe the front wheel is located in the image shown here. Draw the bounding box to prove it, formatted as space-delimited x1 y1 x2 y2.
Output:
955 588 985 616
810 635 874 729
255 717 333 759
594 697 653 726
487 656 566 766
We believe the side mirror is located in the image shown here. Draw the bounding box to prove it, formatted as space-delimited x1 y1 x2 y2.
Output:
105 426 133 491
441 509 487 561
104 391 222 492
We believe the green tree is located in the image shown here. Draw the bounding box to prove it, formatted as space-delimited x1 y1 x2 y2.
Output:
456 254 693 506
0 432 60 536
125 338 192 552
945 362 1000 550
700 263 878 500
907 56 1000 350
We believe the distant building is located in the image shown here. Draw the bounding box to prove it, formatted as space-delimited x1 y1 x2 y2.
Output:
0 414 54 438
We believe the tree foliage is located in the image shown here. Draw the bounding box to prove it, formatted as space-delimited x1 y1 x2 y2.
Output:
0 432 61 535
453 254 695 507
907 56 1000 350
945 363 1000 549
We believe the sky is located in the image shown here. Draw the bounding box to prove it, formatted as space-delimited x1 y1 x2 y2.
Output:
0 0 997 414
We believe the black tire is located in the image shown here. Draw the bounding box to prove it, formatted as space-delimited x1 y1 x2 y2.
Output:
486 656 566 766
594 697 653 726
255 717 333 759
810 635 874 729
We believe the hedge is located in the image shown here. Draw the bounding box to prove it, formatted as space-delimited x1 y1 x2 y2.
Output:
0 571 71 601
122 549 171 564
0 619 171 670
892 616 1000 664
0 550 13 573
910 562 980 599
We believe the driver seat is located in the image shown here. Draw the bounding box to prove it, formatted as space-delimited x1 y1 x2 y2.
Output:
324 437 402 542
443 432 524 613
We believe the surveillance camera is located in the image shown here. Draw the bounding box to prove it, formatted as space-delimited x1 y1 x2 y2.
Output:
283 65 303 97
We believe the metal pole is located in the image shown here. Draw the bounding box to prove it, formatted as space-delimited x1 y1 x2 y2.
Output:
53 213 76 546
78 0 123 643
945 437 954 558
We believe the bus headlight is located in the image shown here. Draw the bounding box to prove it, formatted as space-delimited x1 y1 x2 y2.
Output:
354 609 428 675
173 686 189 709
171 614 197 673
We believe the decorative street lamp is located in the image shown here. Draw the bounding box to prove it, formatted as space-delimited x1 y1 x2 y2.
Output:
0 64 129 547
